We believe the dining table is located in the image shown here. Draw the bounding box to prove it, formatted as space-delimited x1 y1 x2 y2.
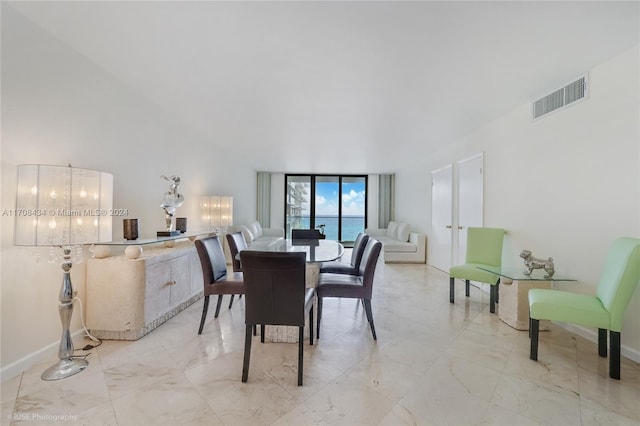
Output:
240 238 345 287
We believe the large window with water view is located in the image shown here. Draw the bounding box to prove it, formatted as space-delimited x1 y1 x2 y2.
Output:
285 175 367 244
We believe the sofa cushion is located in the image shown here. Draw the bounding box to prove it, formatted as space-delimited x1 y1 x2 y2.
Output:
237 225 254 244
396 223 410 242
376 235 417 253
249 221 263 239
386 221 399 238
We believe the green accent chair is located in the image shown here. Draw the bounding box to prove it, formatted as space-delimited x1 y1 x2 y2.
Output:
449 227 505 313
528 237 640 380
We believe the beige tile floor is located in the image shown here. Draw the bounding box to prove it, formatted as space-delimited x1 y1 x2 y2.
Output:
2 261 640 426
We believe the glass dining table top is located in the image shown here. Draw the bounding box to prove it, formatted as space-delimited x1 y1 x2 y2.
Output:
477 265 576 281
242 239 345 263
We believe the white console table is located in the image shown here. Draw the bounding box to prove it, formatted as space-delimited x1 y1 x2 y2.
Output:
86 240 203 340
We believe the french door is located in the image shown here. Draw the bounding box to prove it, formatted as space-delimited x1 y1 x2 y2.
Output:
429 153 483 272
429 165 453 272
457 154 484 265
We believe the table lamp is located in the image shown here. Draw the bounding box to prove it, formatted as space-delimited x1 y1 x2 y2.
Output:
200 195 233 234
14 164 113 380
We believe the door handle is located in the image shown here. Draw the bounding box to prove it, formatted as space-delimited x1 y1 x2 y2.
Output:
446 225 452 229
458 226 464 230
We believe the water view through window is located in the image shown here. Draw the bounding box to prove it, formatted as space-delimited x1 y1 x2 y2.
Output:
285 175 367 243
298 215 365 242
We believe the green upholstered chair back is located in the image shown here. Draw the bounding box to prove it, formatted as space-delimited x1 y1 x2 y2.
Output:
465 227 505 267
595 237 640 331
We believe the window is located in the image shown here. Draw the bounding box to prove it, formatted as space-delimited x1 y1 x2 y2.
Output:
285 175 367 244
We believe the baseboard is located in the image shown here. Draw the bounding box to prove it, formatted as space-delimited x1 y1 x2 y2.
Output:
0 329 85 383
557 322 640 363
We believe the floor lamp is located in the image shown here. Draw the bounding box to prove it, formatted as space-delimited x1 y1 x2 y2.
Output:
14 164 113 380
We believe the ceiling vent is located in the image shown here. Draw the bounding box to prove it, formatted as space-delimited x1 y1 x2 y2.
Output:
533 74 588 120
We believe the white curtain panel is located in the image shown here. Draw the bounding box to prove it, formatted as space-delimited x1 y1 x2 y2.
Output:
378 174 395 228
256 172 271 228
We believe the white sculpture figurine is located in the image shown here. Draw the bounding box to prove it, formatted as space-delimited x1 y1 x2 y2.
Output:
160 175 184 232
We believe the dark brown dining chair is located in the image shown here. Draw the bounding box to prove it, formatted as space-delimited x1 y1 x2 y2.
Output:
316 238 382 340
195 235 244 334
225 231 248 309
239 251 315 386
320 232 369 275
291 228 321 240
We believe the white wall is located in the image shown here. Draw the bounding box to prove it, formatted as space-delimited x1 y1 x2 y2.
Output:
1 7 256 378
396 45 640 359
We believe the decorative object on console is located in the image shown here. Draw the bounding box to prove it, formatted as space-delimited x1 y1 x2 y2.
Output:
176 217 187 233
200 195 233 234
520 249 555 278
158 174 184 237
92 245 111 259
14 164 113 380
123 218 138 240
124 245 143 259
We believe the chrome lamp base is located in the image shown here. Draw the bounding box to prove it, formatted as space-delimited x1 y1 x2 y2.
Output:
41 247 89 381
41 358 88 381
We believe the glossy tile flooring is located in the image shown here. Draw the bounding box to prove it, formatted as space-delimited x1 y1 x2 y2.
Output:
2 260 640 426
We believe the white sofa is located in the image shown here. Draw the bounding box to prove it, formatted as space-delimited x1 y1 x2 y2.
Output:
231 220 284 247
365 221 426 263
224 221 284 264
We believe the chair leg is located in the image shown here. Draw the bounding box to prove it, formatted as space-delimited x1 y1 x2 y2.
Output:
260 325 266 343
530 318 539 361
252 324 257 336
317 297 323 339
489 285 496 314
242 324 253 383
228 294 235 309
309 306 314 346
214 295 224 318
610 331 621 380
363 299 377 340
465 279 470 297
495 278 500 304
598 328 608 357
449 277 455 303
198 295 210 335
298 326 304 386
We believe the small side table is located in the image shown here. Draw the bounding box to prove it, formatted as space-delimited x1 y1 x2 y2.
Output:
478 267 576 330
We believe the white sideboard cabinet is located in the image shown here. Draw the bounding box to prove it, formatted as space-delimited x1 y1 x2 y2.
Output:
86 241 203 340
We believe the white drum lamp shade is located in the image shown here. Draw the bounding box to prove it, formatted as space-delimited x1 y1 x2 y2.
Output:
15 164 113 247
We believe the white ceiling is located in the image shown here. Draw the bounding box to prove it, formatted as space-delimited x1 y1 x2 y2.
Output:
6 1 640 174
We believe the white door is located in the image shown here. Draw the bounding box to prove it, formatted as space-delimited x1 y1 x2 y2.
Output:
429 165 453 272
456 153 484 264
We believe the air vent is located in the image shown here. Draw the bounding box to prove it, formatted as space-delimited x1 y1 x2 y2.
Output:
533 75 588 120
